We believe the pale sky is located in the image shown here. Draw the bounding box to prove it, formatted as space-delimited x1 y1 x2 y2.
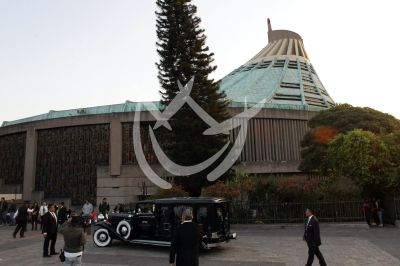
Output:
1 0 399 125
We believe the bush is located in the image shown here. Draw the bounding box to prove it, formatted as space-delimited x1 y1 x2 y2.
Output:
248 175 361 203
202 181 239 200
202 169 253 200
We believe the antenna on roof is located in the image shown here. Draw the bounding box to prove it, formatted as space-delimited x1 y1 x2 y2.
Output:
267 18 272 32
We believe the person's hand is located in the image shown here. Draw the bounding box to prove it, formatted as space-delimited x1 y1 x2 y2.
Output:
43 233 47 238
67 217 72 224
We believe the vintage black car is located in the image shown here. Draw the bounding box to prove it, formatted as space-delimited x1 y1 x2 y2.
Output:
93 197 236 249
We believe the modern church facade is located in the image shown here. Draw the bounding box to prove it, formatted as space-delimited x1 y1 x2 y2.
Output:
0 21 334 206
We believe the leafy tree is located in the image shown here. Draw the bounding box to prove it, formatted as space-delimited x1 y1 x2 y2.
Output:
381 131 400 190
300 104 400 173
327 129 395 195
155 0 229 196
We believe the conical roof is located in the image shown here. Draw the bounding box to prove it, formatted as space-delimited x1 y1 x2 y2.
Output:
220 19 335 111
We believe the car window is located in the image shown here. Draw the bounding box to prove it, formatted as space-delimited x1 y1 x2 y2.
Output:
197 206 208 225
216 203 229 222
173 205 193 220
160 206 171 223
216 207 224 222
137 203 155 214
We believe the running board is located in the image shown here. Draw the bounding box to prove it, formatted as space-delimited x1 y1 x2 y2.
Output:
128 239 171 247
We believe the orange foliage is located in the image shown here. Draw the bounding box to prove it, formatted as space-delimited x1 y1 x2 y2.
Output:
313 125 337 144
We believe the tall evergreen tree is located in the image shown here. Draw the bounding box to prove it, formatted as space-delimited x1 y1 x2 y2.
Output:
155 0 229 196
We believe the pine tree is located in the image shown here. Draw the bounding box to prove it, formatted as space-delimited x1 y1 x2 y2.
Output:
155 0 229 196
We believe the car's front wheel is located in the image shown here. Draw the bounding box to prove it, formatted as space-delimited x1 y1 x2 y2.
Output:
93 228 112 247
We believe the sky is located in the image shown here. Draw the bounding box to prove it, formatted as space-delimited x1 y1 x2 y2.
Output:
1 0 399 125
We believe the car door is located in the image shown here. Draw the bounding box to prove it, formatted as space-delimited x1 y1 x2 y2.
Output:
195 205 209 237
157 204 173 240
135 203 157 239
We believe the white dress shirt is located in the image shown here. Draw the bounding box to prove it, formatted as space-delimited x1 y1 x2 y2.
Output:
39 205 48 216
306 215 314 227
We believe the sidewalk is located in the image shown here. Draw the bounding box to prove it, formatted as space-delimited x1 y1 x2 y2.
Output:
1 223 400 265
232 222 371 230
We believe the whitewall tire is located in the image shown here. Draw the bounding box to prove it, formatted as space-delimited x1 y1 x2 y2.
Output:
93 228 112 247
116 220 132 240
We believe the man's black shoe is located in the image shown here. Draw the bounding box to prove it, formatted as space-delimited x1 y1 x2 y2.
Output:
50 252 59 255
43 254 51 258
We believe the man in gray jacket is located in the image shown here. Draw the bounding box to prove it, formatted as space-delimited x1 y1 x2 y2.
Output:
59 215 86 266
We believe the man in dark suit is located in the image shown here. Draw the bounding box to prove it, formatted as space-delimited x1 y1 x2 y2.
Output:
303 208 327 266
0 197 8 225
12 201 29 238
42 203 59 257
57 202 68 225
169 209 201 266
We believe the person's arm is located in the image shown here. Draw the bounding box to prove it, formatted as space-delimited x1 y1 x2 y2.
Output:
313 218 320 245
42 215 48 236
80 231 87 246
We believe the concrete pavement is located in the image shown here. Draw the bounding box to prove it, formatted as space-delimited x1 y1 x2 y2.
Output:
0 223 399 265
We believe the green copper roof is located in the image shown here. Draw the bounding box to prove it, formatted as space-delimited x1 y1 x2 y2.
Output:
1 101 161 127
220 56 335 110
1 98 325 128
219 20 335 111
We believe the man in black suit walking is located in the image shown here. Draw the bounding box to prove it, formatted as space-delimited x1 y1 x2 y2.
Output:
42 203 59 257
304 208 327 266
169 209 201 266
12 201 29 238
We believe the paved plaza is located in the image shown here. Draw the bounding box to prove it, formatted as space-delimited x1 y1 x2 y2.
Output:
0 224 399 266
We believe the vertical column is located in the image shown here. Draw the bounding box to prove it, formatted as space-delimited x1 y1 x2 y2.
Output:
110 119 122 176
22 127 37 201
